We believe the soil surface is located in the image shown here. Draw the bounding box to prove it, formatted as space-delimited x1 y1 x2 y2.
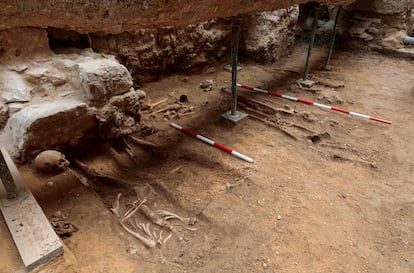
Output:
1 45 414 273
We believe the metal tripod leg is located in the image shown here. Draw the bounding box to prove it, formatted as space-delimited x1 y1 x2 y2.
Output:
297 5 320 88
323 5 342 71
222 24 248 123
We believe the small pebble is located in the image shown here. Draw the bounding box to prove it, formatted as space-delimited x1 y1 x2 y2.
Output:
277 215 282 220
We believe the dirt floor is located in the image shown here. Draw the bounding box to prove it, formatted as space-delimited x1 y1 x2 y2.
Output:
1 45 414 273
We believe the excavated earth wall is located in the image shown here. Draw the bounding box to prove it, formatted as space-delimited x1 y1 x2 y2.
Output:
1 0 413 159
0 0 354 33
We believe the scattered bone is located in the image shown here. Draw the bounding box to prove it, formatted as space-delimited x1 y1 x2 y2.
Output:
320 142 353 151
110 193 123 217
144 98 195 120
239 104 298 140
331 154 377 168
129 135 158 148
286 123 316 133
122 138 137 161
223 88 294 116
166 165 184 177
153 104 181 114
50 211 78 239
142 97 168 111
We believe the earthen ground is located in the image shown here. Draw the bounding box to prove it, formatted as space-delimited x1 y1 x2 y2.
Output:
1 45 413 273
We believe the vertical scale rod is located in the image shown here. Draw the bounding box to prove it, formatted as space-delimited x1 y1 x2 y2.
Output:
324 5 342 70
231 25 240 116
303 5 320 81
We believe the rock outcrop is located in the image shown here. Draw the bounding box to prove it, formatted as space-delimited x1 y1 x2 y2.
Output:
0 31 144 160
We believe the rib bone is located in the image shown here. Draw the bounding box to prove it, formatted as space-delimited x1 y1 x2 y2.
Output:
120 221 156 248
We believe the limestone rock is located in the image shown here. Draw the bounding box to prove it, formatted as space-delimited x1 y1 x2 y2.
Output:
79 58 133 103
3 100 97 160
7 102 26 114
242 7 299 62
0 71 32 103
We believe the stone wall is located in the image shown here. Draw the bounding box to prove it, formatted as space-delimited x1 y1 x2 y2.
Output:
90 7 299 84
345 0 414 54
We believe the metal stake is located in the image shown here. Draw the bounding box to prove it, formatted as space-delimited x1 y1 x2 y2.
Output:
222 24 248 123
297 5 320 88
323 5 342 70
231 25 239 116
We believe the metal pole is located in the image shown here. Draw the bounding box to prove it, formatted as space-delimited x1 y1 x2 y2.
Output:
324 5 342 70
303 5 320 81
231 25 239 116
221 20 247 123
0 151 19 200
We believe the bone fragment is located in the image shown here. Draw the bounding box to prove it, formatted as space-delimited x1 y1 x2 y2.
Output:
129 135 158 148
110 193 122 217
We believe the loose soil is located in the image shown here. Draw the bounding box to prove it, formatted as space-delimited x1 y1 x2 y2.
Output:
1 45 413 273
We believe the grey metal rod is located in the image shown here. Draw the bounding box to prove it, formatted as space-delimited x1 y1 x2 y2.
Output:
231 25 239 116
0 151 18 200
324 5 342 68
303 6 320 81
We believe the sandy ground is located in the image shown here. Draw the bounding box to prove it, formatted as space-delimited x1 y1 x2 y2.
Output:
1 45 414 273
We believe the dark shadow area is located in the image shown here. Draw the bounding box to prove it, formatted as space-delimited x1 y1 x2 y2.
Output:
47 27 90 52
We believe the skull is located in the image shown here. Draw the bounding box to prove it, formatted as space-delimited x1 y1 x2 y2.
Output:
34 150 70 173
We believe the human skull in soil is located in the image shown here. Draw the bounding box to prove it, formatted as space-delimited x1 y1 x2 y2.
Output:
34 150 70 173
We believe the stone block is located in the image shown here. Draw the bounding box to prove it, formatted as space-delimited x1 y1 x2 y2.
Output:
3 100 97 160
